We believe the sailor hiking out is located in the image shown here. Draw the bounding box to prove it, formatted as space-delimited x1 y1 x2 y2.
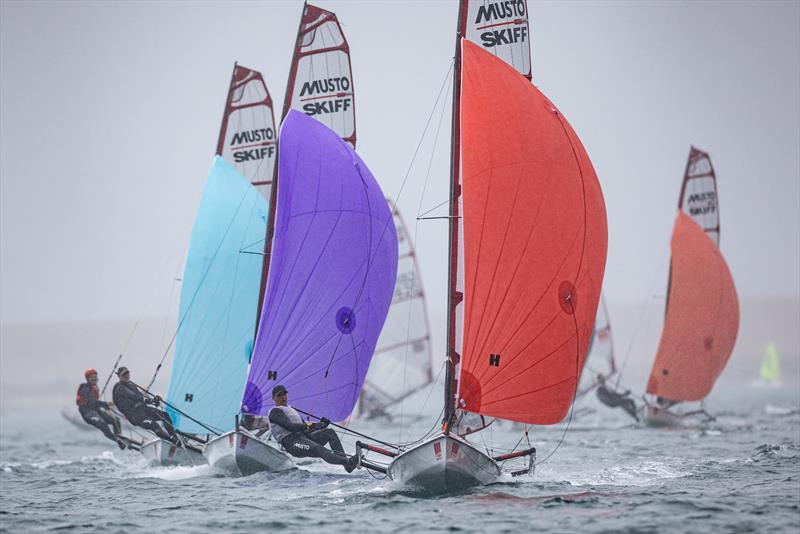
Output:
112 367 180 445
267 385 359 472
76 368 126 449
596 374 639 421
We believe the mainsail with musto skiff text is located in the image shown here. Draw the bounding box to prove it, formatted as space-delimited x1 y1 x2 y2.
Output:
216 63 277 200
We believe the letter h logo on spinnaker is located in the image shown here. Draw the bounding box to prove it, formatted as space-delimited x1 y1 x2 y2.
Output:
489 353 501 367
185 393 193 402
268 370 277 380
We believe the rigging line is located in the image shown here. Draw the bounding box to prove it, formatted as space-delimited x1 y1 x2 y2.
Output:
390 60 454 213
101 206 195 397
392 67 452 441
147 187 256 390
614 240 671 390
132 381 222 436
535 309 582 467
417 197 454 219
397 87 451 441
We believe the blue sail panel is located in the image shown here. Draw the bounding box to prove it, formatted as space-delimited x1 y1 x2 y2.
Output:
166 156 267 434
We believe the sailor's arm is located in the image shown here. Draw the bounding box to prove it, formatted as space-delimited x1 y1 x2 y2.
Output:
268 408 307 433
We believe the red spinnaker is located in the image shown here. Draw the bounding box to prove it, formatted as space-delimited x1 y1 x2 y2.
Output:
646 212 739 401
458 40 607 425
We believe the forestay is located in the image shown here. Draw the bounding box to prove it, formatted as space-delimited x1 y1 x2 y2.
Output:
166 157 267 434
456 40 607 425
282 3 356 147
216 64 277 199
360 200 433 417
577 296 616 397
242 111 397 422
464 0 532 80
646 212 739 401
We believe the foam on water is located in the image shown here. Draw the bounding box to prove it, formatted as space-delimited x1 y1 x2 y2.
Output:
1 387 798 533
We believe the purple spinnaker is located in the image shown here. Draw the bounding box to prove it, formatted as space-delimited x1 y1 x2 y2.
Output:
242 110 398 422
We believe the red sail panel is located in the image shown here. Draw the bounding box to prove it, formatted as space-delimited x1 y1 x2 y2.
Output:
458 40 608 425
216 64 277 199
646 212 739 401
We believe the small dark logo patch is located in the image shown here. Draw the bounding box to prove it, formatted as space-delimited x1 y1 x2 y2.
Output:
268 370 277 380
489 354 501 367
184 393 193 402
336 307 356 334
558 281 577 315
704 337 713 350
662 369 669 376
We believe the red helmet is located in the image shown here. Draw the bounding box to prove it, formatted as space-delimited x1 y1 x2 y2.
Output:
84 368 98 379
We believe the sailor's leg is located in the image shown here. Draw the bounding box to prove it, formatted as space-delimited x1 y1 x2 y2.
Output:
132 413 175 443
145 407 178 440
81 410 118 442
283 434 347 466
306 428 345 455
622 399 640 422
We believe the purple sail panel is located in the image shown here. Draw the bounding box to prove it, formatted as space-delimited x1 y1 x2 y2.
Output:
243 110 398 421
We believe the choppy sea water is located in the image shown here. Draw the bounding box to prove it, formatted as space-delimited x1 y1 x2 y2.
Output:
1 384 798 533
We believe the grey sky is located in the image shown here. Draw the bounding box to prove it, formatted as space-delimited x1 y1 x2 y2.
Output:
1 0 798 331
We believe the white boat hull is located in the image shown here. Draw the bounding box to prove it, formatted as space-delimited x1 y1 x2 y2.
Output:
387 434 501 492
644 405 710 428
203 431 293 476
140 438 206 466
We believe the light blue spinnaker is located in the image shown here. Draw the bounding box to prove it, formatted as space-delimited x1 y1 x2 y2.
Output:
166 156 267 434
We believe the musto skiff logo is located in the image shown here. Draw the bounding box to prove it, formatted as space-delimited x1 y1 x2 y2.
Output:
230 128 275 163
474 0 528 48
686 191 716 216
299 76 352 116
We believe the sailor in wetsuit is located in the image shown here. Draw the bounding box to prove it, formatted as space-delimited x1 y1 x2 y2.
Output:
76 368 126 449
267 385 359 473
112 367 180 445
596 374 639 421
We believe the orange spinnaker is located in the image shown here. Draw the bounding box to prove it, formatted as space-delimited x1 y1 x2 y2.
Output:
458 40 608 425
646 212 739 401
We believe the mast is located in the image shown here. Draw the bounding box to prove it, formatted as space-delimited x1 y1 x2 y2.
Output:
252 4 308 334
443 1 469 430
215 62 239 157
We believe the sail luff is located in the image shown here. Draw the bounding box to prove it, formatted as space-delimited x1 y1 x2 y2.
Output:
280 1 308 124
443 0 470 430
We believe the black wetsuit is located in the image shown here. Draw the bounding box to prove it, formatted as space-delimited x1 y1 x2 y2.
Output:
268 407 348 466
112 381 177 443
597 385 639 421
76 382 120 442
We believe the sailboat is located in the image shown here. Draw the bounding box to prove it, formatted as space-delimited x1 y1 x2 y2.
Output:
643 147 739 426
202 2 388 476
203 110 397 475
135 157 268 466
137 64 278 466
755 342 781 387
356 1 608 492
358 199 433 420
